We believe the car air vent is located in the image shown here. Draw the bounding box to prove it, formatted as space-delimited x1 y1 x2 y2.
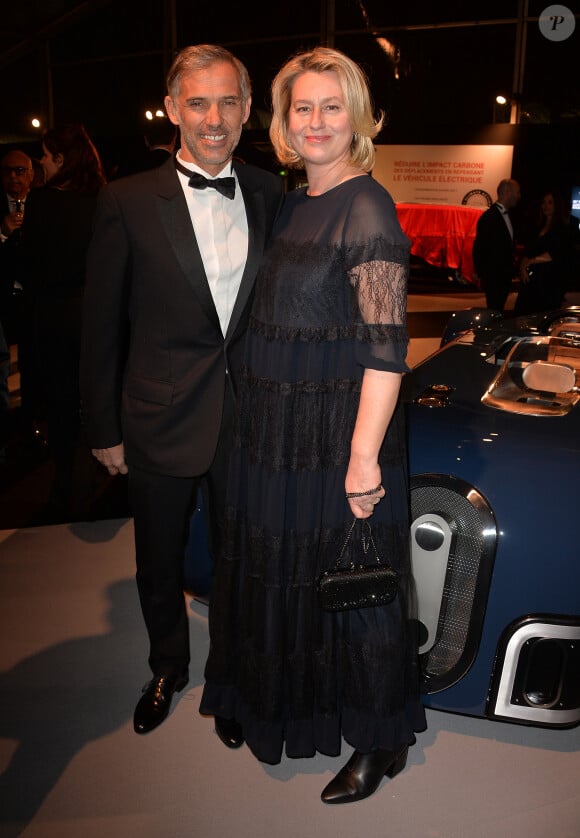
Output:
411 475 497 694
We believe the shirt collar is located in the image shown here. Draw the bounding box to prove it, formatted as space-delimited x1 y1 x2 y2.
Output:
175 152 234 180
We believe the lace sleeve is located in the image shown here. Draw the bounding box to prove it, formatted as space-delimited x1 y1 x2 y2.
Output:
348 256 410 372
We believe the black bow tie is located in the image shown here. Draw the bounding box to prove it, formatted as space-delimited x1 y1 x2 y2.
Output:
189 172 236 199
174 158 235 199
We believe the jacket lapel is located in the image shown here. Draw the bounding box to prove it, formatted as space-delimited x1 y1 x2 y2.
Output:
225 161 268 341
156 159 221 330
155 158 269 340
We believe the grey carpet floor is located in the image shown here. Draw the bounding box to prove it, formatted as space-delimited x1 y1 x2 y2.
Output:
1 518 579 838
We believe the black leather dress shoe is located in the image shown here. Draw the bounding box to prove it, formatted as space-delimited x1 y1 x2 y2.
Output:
214 715 244 749
133 672 189 735
321 744 409 804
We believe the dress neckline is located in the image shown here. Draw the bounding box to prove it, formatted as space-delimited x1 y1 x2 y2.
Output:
304 173 369 198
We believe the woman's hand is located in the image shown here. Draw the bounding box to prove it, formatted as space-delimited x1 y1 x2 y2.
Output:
520 257 532 283
345 368 401 518
345 458 385 518
520 252 552 283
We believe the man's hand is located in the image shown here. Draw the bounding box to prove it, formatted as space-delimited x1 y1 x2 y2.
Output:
91 443 128 475
1 210 23 237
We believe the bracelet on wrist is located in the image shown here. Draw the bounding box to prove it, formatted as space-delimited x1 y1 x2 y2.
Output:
345 483 383 499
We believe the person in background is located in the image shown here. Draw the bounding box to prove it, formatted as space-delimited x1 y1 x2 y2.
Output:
472 178 521 315
1 151 35 453
80 44 284 737
31 157 46 189
0 318 9 463
563 206 580 303
0 149 34 356
0 150 34 245
18 123 106 516
515 189 576 315
112 116 178 178
0 149 44 453
142 116 177 169
200 46 426 805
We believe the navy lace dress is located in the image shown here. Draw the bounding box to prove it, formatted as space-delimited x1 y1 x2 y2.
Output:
200 175 426 764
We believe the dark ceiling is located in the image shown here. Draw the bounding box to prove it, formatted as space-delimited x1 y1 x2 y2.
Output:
1 1 578 151
0 1 113 67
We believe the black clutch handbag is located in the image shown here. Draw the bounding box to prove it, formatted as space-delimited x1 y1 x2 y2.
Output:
318 518 399 612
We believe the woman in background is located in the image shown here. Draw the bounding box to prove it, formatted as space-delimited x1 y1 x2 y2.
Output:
19 123 106 517
515 189 575 315
201 47 426 804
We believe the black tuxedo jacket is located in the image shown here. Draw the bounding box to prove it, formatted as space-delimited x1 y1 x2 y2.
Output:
472 203 515 291
80 157 284 477
0 191 27 333
0 192 14 305
0 191 17 225
0 191 11 224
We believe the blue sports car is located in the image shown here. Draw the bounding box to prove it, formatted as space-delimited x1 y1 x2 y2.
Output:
403 305 580 728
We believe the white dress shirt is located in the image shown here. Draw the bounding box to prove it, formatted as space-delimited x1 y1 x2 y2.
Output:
175 153 248 337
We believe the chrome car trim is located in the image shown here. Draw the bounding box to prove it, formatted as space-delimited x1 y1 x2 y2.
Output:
491 618 580 726
482 335 580 416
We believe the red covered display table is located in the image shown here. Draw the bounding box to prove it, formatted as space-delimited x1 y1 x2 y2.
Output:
395 203 485 284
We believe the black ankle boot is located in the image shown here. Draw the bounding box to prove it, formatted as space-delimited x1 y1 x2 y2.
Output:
321 744 409 804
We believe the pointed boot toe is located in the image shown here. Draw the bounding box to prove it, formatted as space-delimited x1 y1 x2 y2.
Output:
214 715 245 749
321 745 409 804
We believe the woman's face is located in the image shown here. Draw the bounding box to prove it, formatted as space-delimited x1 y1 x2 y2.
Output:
40 144 63 183
287 70 353 171
542 193 555 218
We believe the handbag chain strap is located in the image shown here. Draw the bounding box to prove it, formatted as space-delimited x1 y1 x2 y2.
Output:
335 517 381 569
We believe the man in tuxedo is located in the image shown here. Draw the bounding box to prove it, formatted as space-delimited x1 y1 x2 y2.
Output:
80 45 284 738
473 178 521 314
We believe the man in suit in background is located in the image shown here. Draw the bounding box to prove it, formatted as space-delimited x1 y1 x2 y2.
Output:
113 116 178 178
141 116 177 170
0 149 34 245
0 149 34 340
80 44 283 739
473 178 521 314
0 151 37 456
0 319 9 462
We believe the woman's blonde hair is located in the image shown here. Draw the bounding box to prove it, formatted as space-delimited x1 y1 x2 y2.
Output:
269 46 383 172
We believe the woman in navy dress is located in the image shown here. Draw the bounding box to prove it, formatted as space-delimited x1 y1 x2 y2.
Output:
201 47 426 804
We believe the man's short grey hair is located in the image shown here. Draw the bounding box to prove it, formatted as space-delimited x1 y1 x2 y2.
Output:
166 44 251 104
